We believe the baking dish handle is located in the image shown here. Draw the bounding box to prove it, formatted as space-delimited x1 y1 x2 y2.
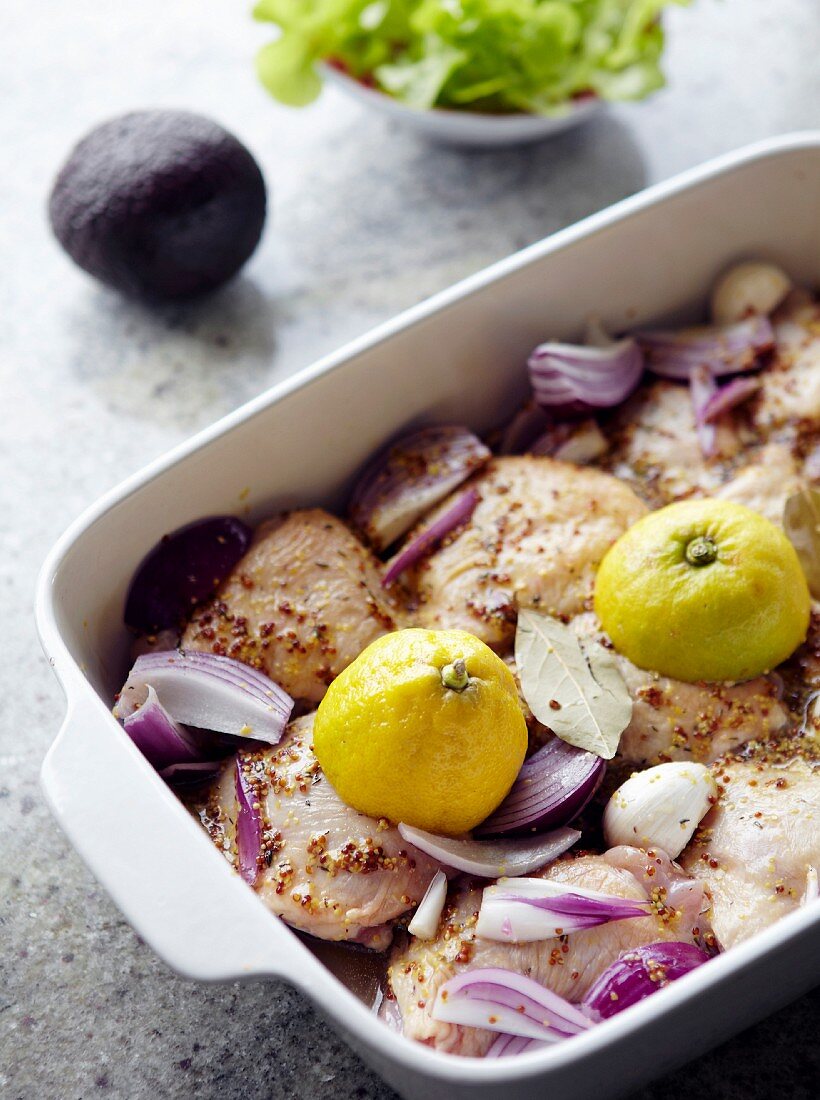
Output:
41 691 302 983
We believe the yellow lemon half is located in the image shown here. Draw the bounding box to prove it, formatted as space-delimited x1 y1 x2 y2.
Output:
313 628 527 835
594 498 810 683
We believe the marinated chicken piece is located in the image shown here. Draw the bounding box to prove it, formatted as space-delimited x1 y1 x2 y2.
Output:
604 380 741 505
572 613 788 767
604 846 709 937
192 715 441 947
182 509 402 704
779 608 820 750
680 760 820 949
386 853 702 1055
716 443 804 526
406 457 646 650
754 296 820 431
503 654 553 754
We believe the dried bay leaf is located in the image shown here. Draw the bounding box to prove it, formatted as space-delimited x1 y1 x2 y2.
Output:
515 609 632 760
784 487 820 598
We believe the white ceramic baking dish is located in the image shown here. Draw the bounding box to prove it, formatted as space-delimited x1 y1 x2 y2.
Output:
38 133 820 1100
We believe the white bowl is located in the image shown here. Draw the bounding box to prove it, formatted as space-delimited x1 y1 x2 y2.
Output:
38 134 820 1100
321 64 600 147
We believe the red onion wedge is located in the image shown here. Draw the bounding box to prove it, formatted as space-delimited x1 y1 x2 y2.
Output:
527 338 644 414
582 942 710 1021
382 489 479 587
397 823 580 878
114 650 293 744
433 968 592 1042
486 1033 545 1058
124 516 252 633
476 739 605 837
637 316 774 380
122 686 202 769
701 376 760 423
689 364 718 458
476 879 650 942
348 426 490 552
159 760 223 786
235 757 263 886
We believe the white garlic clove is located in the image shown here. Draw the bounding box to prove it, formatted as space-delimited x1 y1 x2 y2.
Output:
710 261 792 325
603 761 718 860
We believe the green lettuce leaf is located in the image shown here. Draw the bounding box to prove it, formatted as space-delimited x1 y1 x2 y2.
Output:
253 0 689 114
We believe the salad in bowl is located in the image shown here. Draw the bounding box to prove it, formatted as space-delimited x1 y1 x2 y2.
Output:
112 257 820 1058
253 0 688 143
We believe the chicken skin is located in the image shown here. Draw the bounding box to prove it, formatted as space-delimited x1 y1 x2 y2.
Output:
182 509 402 705
191 714 441 947
680 760 820 949
604 380 742 506
386 852 703 1055
406 456 646 651
715 443 805 527
567 613 789 768
754 296 820 431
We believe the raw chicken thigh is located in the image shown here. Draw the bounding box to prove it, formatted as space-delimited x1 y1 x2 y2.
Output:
568 614 788 767
183 509 402 704
715 443 805 527
386 852 704 1055
754 296 820 430
604 380 742 505
406 456 646 650
603 298 820 510
680 759 820 949
192 714 441 947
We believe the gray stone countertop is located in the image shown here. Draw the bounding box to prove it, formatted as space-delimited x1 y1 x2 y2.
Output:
1 0 819 1096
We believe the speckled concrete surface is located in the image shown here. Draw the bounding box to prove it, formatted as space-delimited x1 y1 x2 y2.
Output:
1 2 819 1098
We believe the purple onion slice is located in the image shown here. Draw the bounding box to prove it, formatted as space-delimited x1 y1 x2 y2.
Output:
701 376 760 423
124 516 252 633
486 1033 545 1058
689 364 718 458
582 942 710 1020
397 823 580 878
476 739 605 837
114 649 293 744
528 338 644 415
476 879 650 942
637 316 774 380
122 686 202 769
159 760 223 786
235 757 263 886
348 426 490 552
433 967 592 1042
382 489 479 587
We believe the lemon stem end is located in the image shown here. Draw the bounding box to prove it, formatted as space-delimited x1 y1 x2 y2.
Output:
685 535 718 567
441 659 469 692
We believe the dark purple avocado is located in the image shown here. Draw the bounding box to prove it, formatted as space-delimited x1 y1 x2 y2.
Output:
48 110 267 301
